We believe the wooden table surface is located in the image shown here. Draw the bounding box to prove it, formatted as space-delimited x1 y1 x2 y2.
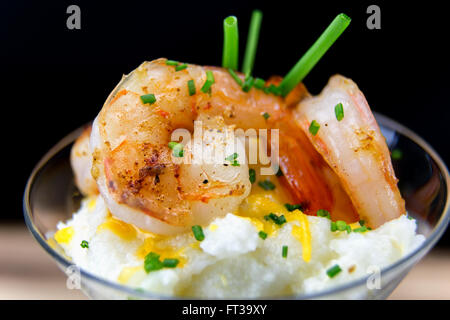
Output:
1 224 449 300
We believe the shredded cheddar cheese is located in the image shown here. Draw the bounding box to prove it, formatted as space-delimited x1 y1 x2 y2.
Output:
118 266 143 284
97 216 137 241
54 226 74 244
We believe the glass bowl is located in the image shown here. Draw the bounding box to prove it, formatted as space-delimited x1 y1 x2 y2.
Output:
23 113 450 299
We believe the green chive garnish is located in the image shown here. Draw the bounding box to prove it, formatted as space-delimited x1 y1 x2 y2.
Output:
242 75 254 92
335 220 348 231
144 252 164 273
225 153 238 161
242 10 263 77
192 225 205 241
278 13 351 97
262 112 270 120
80 240 89 248
166 60 179 66
228 68 243 86
391 149 403 160
282 245 288 258
258 179 275 190
258 231 268 240
267 84 281 96
353 226 368 233
201 70 215 93
330 221 337 232
168 141 184 157
326 264 342 278
225 153 240 166
285 204 303 212
254 78 265 89
162 258 179 268
309 120 320 136
335 102 344 121
317 209 331 219
222 16 239 70
140 94 156 105
249 168 256 183
359 220 366 226
175 63 188 71
264 213 287 225
187 80 196 96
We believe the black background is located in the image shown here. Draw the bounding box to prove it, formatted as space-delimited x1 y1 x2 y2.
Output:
2 1 449 244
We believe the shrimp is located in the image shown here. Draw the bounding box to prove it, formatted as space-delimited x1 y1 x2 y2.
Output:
70 125 98 196
88 58 354 235
294 75 405 228
78 58 401 235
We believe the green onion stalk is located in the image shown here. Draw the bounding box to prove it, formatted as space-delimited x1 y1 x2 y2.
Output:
222 16 239 70
278 13 351 97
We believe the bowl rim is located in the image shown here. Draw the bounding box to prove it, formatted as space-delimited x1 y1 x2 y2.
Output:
23 113 450 299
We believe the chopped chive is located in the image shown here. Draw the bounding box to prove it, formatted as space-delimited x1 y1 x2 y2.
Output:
326 264 342 278
228 68 243 86
285 203 303 212
282 245 288 258
140 94 156 105
249 168 256 183
359 220 366 226
353 226 368 233
144 252 164 273
242 75 254 92
346 225 351 234
309 120 320 136
267 84 281 96
242 10 263 77
162 258 179 268
317 209 331 219
206 70 215 83
222 16 239 70
225 153 240 166
166 60 179 66
168 142 184 157
175 63 188 71
258 231 268 240
262 112 270 120
187 80 196 96
258 179 275 190
391 149 403 160
264 213 287 225
407 214 414 220
336 220 348 231
330 221 337 232
334 102 344 121
201 70 215 93
278 13 351 97
80 240 89 248
168 141 177 149
254 78 265 89
192 225 205 241
225 153 239 161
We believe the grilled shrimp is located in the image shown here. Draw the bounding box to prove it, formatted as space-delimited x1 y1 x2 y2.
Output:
295 75 405 228
73 58 403 234
70 125 98 196
87 58 357 234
